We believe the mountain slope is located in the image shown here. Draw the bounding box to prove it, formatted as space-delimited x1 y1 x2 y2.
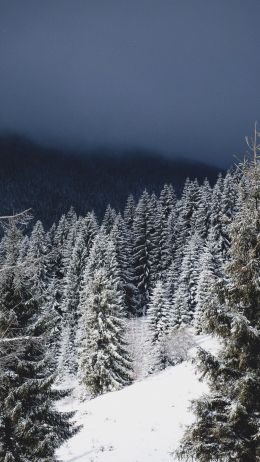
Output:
0 135 222 225
57 335 219 462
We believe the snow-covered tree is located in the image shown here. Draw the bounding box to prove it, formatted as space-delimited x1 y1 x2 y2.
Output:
173 232 203 326
24 220 49 297
110 215 140 317
0 215 77 462
193 178 212 240
146 280 172 370
80 267 132 396
209 173 230 261
159 184 176 222
194 234 222 333
174 178 201 271
177 133 260 462
58 212 98 378
101 204 117 234
132 190 156 314
123 194 136 231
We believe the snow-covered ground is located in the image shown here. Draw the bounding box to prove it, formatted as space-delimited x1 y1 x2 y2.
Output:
57 335 219 462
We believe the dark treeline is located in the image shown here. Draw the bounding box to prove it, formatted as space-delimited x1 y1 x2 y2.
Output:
0 134 222 225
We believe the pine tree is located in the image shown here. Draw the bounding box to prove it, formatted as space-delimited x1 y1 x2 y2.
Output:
0 215 77 462
110 215 140 317
101 204 117 234
159 184 177 273
177 132 260 462
25 220 49 297
209 173 230 261
146 280 172 370
159 184 176 222
81 232 121 291
173 232 203 326
132 190 156 314
59 235 87 377
174 178 201 271
193 178 212 240
80 267 132 396
194 234 222 333
123 194 136 231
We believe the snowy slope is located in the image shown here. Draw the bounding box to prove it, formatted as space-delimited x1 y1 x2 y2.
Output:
57 335 219 462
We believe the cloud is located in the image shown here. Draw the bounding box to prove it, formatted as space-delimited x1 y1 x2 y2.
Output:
0 0 259 166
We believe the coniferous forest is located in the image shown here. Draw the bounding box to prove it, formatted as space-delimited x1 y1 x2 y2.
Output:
0 128 259 461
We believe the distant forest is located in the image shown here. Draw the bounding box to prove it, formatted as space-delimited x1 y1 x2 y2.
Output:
0 135 222 225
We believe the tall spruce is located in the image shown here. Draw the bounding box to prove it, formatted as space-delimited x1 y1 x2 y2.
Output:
0 214 77 462
80 267 132 396
110 215 140 317
177 131 260 462
173 232 203 326
132 190 156 314
146 280 172 370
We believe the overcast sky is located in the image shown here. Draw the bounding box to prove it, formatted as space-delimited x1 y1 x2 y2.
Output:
0 0 260 166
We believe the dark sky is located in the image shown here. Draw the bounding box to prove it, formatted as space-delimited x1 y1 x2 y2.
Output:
0 1 260 166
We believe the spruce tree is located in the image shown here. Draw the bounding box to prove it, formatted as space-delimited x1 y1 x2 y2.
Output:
173 232 203 326
59 212 98 377
101 204 117 235
146 280 171 370
194 234 222 333
59 233 88 377
110 215 140 317
80 267 132 396
123 194 136 231
177 136 260 461
132 190 155 314
0 215 77 462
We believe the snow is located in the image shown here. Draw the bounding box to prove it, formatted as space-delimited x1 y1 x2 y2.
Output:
57 334 219 462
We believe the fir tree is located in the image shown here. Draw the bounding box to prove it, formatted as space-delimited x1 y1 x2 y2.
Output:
177 133 260 462
194 234 222 333
209 173 230 261
0 215 77 462
193 178 212 240
59 233 89 377
146 280 172 370
132 190 156 314
80 267 132 396
173 232 203 326
174 178 201 272
101 204 117 235
123 194 136 231
110 215 140 317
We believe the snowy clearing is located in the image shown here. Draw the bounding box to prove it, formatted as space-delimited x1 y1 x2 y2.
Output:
57 335 219 462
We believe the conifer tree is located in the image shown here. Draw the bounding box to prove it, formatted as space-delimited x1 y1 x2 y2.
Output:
123 194 136 231
132 190 156 314
146 280 172 370
110 215 140 317
173 232 203 326
25 220 49 297
194 234 222 333
159 184 177 273
177 131 260 462
193 178 212 240
209 173 230 261
101 204 117 234
174 179 201 271
0 214 77 462
80 267 132 396
159 184 176 222
59 233 88 377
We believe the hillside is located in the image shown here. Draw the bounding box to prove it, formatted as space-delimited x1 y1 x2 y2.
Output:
57 334 219 462
0 135 222 225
